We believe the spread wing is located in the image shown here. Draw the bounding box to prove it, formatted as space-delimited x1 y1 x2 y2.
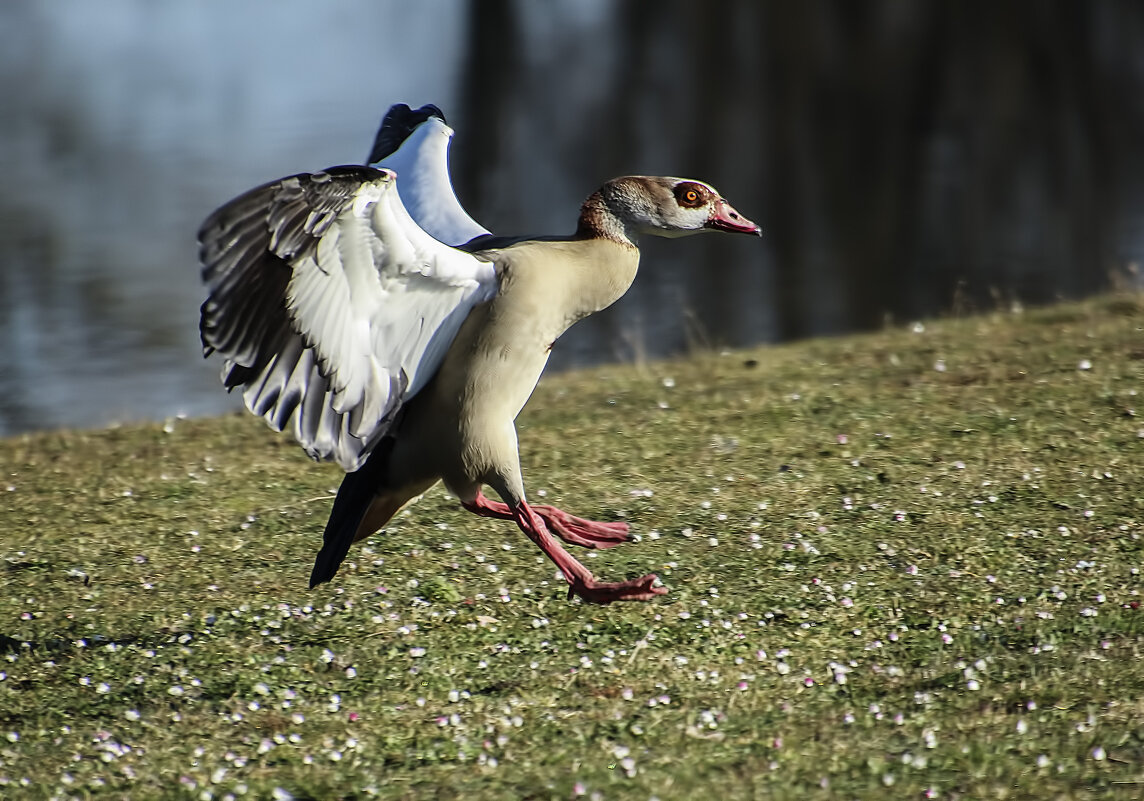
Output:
198 166 497 471
369 107 491 248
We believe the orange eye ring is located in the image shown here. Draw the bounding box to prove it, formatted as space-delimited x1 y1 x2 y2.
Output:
676 183 706 208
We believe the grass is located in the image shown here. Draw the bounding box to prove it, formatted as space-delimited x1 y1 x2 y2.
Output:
2 292 1144 800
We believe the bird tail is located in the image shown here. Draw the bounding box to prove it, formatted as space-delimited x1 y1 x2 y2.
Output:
309 440 393 588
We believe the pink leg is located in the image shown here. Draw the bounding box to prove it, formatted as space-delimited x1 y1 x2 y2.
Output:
463 490 630 549
500 500 666 604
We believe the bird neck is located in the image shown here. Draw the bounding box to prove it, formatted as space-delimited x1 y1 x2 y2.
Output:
575 190 639 248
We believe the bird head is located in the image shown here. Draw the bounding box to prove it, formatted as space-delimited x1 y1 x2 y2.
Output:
599 176 761 240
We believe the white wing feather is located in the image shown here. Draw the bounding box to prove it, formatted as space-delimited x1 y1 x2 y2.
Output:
199 167 497 471
374 117 490 247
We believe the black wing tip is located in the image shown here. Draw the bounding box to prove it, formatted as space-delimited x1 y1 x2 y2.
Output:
308 563 334 589
306 444 392 589
418 103 446 123
308 521 353 588
367 102 448 165
386 102 446 126
309 538 348 587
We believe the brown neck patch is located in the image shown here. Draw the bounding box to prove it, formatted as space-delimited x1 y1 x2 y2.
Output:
576 190 638 247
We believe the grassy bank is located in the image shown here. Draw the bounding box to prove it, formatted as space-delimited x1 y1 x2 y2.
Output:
2 293 1143 799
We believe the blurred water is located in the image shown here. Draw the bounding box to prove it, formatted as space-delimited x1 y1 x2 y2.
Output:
0 2 469 436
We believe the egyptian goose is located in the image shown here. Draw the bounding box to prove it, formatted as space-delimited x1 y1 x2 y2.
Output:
198 105 760 603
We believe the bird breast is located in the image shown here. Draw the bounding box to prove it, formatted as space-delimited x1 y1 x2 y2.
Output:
459 237 640 422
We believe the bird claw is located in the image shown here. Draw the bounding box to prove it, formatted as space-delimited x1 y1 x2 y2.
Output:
567 573 667 604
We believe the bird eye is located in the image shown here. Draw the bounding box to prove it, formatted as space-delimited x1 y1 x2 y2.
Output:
675 182 706 208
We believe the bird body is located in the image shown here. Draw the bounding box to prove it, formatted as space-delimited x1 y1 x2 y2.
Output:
393 234 641 501
199 104 760 603
308 195 646 593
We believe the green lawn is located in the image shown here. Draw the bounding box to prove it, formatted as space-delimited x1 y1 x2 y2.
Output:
2 293 1143 799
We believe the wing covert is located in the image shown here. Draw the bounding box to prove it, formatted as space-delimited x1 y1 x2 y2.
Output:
372 116 491 247
198 166 497 471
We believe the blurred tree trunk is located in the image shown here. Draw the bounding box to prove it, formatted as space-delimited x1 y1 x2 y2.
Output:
758 3 822 340
680 2 765 349
455 0 522 224
758 0 1143 334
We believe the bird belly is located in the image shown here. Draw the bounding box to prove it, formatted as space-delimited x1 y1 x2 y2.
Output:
453 339 551 481
384 307 551 498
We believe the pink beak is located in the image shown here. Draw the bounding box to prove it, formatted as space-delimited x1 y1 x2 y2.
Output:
706 199 761 236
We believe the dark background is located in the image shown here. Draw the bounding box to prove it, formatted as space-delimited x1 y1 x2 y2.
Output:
2 0 1141 436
